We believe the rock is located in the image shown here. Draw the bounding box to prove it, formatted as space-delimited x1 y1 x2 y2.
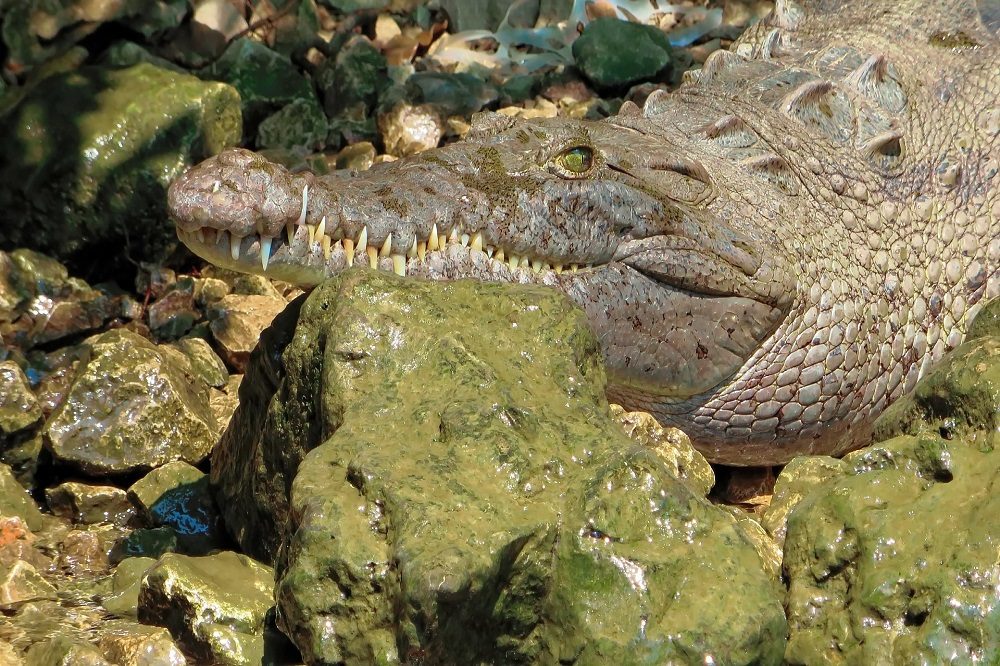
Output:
256 97 329 151
761 456 847 548
148 282 199 340
0 360 42 436
0 250 129 349
44 329 218 476
193 277 231 306
128 462 224 554
378 102 444 156
137 551 274 665
23 634 112 665
95 617 186 666
0 516 51 571
45 482 134 525
214 271 786 664
572 18 674 90
202 38 315 138
318 35 388 144
209 373 243 434
609 404 714 496
0 640 22 665
783 435 1000 664
171 337 229 389
873 335 999 444
109 528 178 564
0 64 241 275
55 528 114 576
0 560 57 605
334 141 377 170
101 556 158 619
401 71 498 117
0 463 46 532
967 296 999 339
436 0 573 31
207 294 288 372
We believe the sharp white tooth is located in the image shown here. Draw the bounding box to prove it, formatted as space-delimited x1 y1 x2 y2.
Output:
470 232 483 252
296 184 309 226
570 264 579 272
306 224 317 244
343 238 354 266
495 249 505 262
321 235 332 260
554 263 563 274
379 233 393 257
367 246 378 268
195 229 205 244
407 236 417 258
448 227 459 244
392 254 406 276
429 224 439 251
509 255 520 270
260 236 272 270
212 180 222 193
531 259 542 272
230 234 242 261
485 245 495 258
316 216 326 238
417 241 427 263
286 222 295 244
460 233 470 247
357 226 368 254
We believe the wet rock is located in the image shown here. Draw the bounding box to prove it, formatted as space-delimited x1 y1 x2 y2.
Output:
967 296 999 339
401 71 498 117
45 482 134 525
761 456 847 547
0 640 22 665
0 560 57 605
54 527 114 576
572 18 674 90
207 294 288 372
193 277 231 306
378 102 444 156
95 617 186 666
44 329 218 476
203 38 314 139
209 374 243 435
256 97 329 151
0 463 46 532
784 435 999 664
0 250 128 349
334 141 377 170
0 516 51 571
137 551 274 665
319 35 389 145
873 334 999 444
23 634 112 665
610 404 714 496
0 360 42 436
148 282 199 340
109 528 178 564
215 271 785 663
128 462 224 555
171 337 229 389
0 65 241 274
101 556 158 619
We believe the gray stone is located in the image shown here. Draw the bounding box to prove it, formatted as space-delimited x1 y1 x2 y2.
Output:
572 18 674 90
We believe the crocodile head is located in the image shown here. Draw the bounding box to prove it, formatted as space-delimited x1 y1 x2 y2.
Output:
169 111 795 407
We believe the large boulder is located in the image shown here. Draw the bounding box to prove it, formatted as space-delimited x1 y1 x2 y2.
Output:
213 270 786 664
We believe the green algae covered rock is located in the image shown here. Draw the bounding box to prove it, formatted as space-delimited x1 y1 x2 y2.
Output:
214 270 786 664
572 18 674 90
44 328 218 476
137 551 275 665
0 463 46 532
0 63 241 274
783 328 1000 664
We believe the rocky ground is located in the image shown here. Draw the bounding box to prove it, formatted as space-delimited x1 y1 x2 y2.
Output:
0 1 998 664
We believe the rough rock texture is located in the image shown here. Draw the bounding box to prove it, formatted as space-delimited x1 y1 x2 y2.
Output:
214 271 785 664
44 329 218 475
0 63 241 274
572 17 674 90
45 482 134 525
128 461 225 554
782 325 1000 664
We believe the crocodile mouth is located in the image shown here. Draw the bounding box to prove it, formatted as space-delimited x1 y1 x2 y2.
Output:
177 219 598 286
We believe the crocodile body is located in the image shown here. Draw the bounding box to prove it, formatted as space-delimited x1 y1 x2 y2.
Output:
169 0 999 465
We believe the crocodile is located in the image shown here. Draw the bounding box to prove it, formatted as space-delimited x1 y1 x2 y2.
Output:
168 0 999 466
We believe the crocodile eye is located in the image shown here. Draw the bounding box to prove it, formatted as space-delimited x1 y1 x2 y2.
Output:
555 146 594 175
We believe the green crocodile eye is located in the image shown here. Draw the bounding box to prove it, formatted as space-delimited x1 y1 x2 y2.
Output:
557 146 594 174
